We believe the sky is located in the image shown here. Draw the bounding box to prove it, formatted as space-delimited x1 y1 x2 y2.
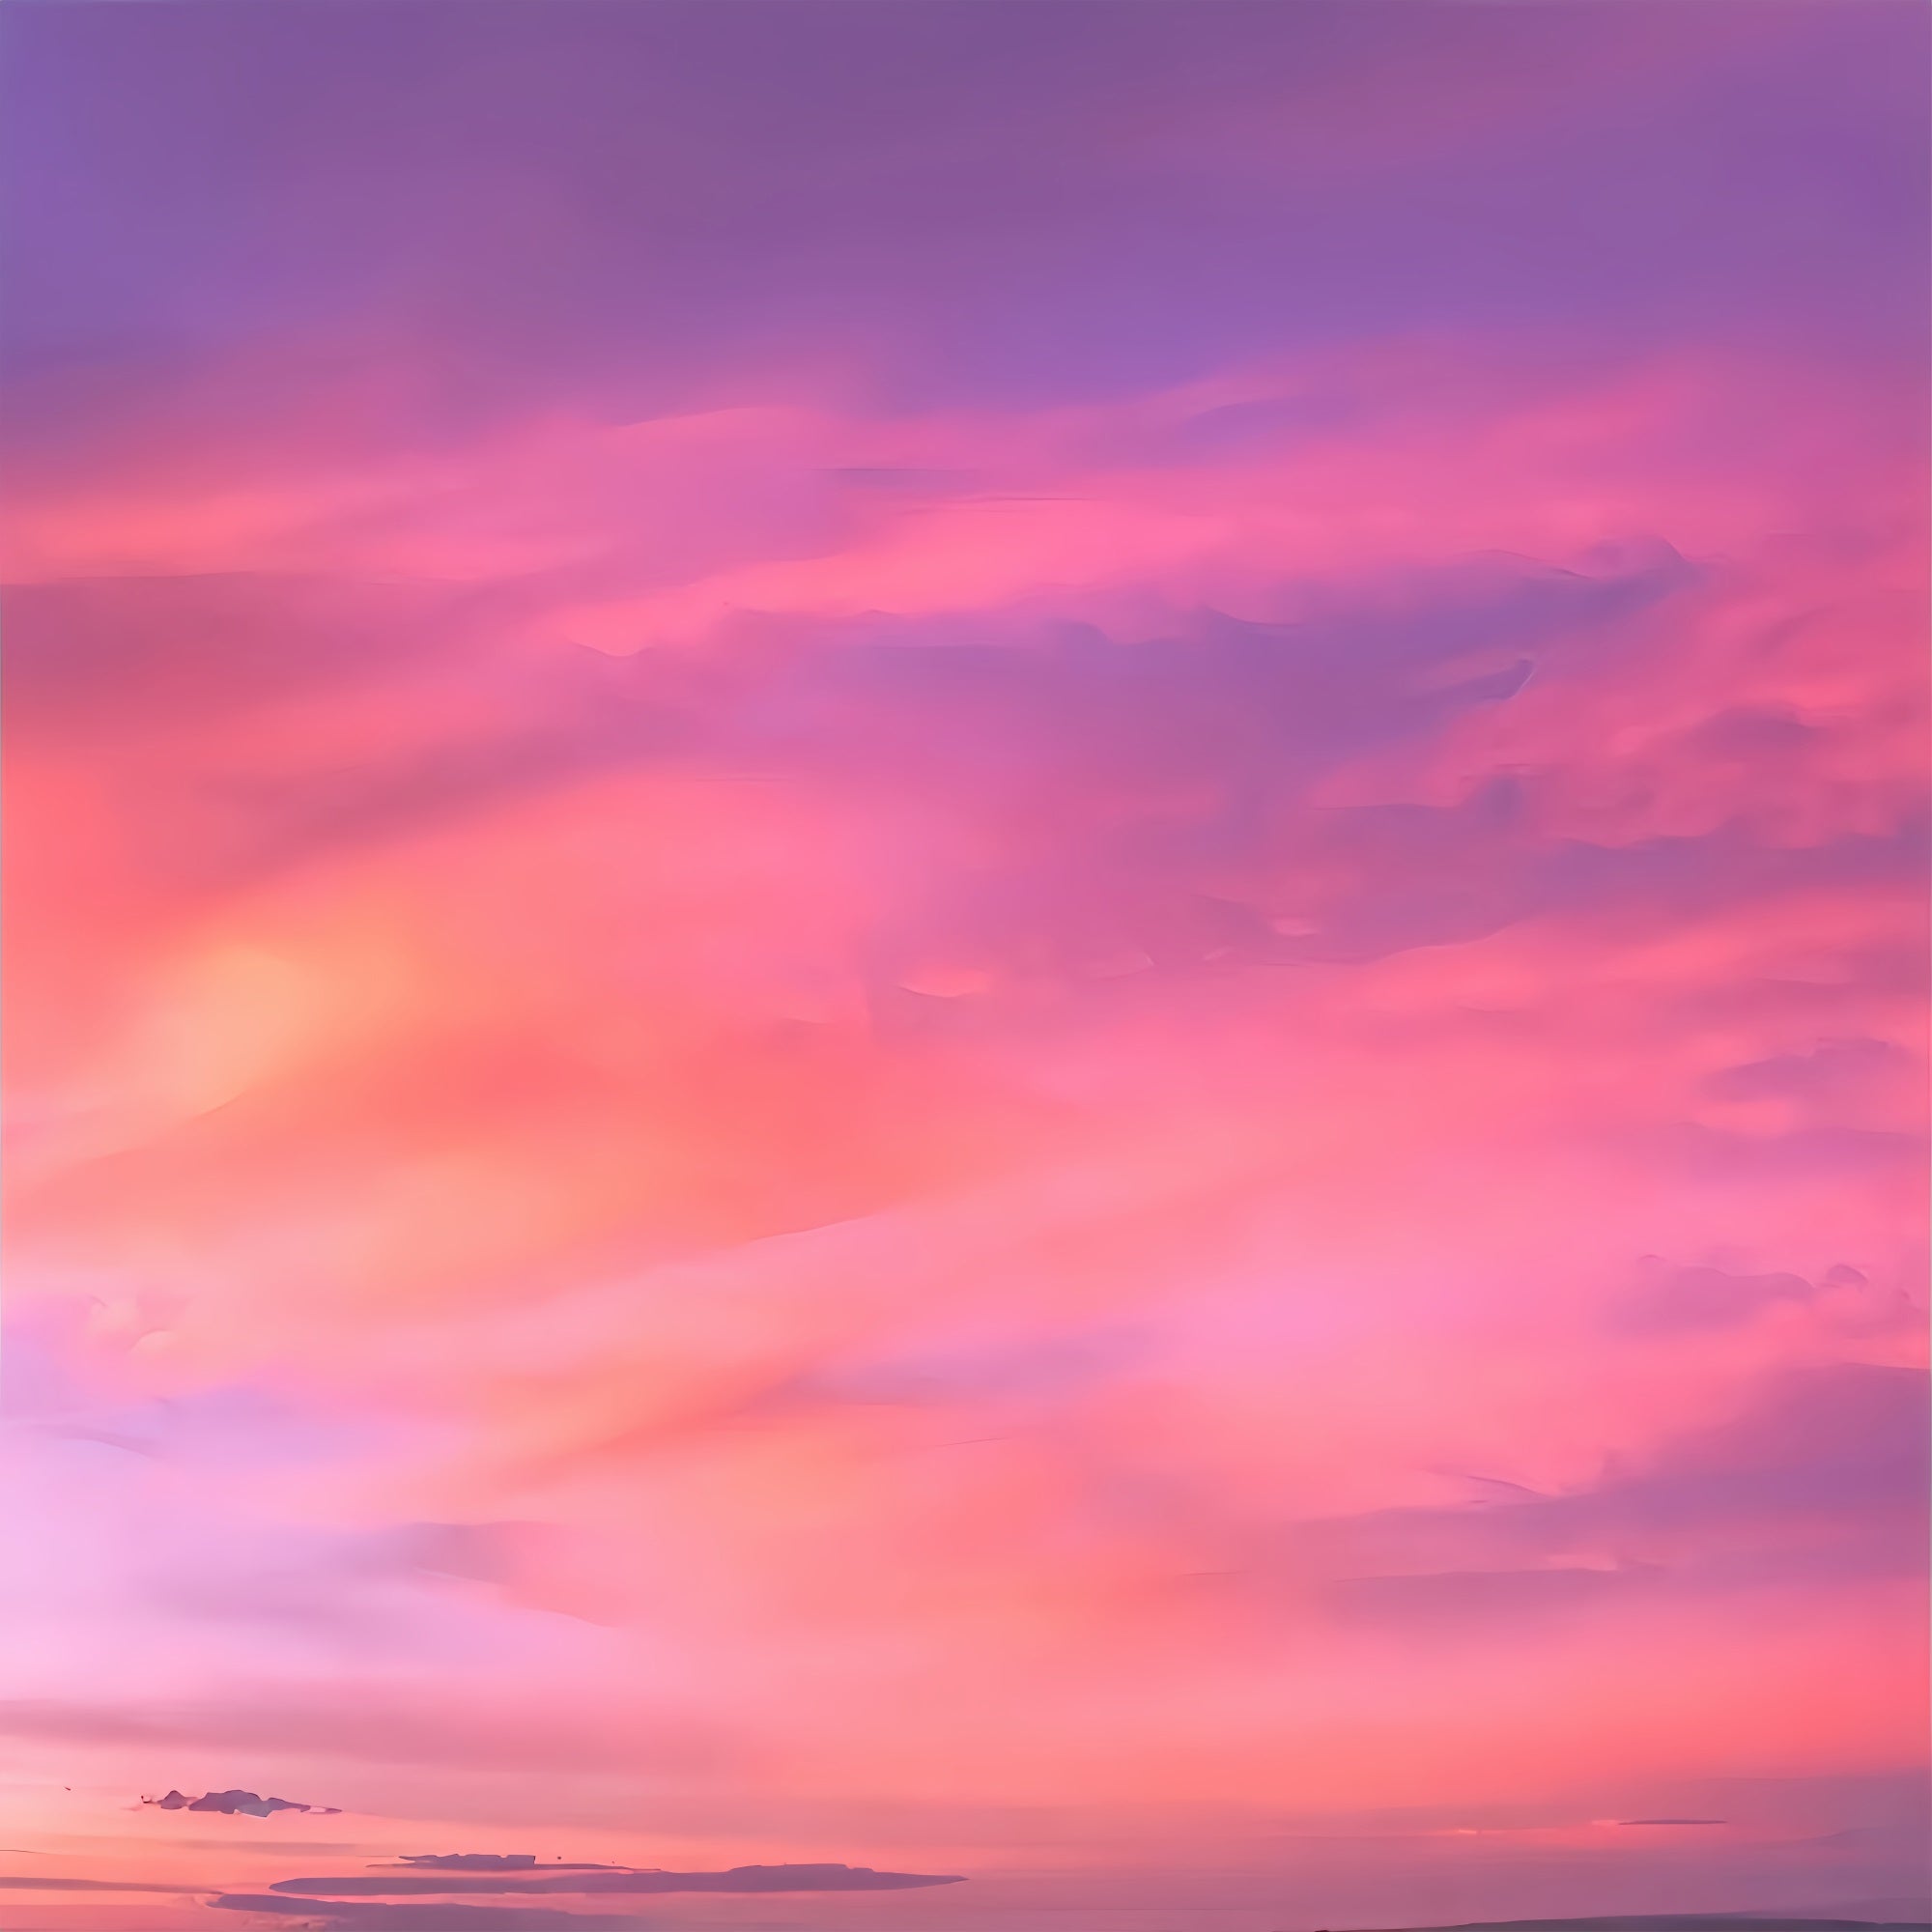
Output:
0 4 1927 1931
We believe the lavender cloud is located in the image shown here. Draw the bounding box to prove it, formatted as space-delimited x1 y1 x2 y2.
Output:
270 1864 964 1897
1304 1363 1930 1630
146 1789 342 1817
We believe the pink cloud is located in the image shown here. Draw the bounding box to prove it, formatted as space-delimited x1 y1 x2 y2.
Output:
1 11 1923 1917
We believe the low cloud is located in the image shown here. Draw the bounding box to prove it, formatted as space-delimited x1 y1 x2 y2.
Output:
147 1789 342 1817
1305 1363 1930 1629
271 1864 964 1898
384 1860 619 1875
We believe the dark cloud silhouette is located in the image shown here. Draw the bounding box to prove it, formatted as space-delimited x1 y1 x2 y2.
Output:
146 1788 341 1817
1369 1920 1929 1932
271 1864 964 1898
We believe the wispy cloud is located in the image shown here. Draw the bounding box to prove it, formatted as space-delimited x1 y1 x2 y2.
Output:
1 2 1923 1920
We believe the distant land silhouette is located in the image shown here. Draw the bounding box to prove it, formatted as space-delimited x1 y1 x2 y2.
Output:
1360 1918 1931 1932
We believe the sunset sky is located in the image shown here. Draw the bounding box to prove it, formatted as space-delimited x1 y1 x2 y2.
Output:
0 5 1927 1931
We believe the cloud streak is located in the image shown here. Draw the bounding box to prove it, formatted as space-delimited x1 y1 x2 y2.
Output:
270 1865 963 1897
